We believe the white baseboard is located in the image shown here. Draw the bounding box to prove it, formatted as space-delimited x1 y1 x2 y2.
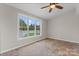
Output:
0 38 46 54
48 36 79 44
0 44 26 54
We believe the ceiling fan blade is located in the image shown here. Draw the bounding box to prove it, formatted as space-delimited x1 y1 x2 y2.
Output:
41 5 49 9
49 8 52 13
55 5 63 9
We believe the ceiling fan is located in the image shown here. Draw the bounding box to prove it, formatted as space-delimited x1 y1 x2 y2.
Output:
41 3 63 13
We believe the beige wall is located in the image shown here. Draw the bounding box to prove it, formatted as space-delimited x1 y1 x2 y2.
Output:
0 4 47 53
48 9 79 43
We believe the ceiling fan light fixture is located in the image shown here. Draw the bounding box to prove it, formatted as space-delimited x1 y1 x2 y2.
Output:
50 5 55 8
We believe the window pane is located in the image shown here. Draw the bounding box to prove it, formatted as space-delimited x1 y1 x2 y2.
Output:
36 20 40 35
29 19 35 36
19 15 28 38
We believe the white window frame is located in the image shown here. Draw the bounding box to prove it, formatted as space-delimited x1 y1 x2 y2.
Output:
17 13 42 40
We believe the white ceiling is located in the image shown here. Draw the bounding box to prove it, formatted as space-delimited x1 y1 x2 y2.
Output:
7 3 76 20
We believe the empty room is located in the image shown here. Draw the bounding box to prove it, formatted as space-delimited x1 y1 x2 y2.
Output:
0 3 79 56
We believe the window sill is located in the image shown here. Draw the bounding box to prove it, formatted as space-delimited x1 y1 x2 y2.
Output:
18 35 41 40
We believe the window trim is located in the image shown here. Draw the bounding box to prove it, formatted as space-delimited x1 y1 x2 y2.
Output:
17 13 42 40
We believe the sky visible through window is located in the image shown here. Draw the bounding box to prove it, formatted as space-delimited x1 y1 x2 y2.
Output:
19 15 40 25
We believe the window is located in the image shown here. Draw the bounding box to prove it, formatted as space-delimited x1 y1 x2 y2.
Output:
19 15 28 38
18 14 41 39
29 19 35 36
36 20 40 35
